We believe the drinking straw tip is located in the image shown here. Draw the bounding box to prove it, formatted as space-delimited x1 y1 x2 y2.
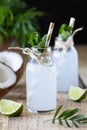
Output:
45 22 55 46
69 17 75 28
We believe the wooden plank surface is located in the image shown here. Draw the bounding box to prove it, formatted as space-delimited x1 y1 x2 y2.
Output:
0 45 87 130
1 76 87 130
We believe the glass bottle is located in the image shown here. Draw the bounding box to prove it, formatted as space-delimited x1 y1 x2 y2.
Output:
26 47 57 113
52 37 78 92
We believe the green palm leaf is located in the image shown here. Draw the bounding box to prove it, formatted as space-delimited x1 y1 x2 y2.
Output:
50 105 87 128
58 109 71 119
65 119 71 127
69 114 85 120
52 105 63 124
63 108 79 119
0 0 45 46
72 120 79 128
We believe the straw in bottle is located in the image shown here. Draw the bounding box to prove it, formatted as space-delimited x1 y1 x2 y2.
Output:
69 17 75 28
45 22 55 46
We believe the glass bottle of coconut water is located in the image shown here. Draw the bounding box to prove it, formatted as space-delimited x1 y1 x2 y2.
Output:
52 37 78 92
52 17 79 92
26 47 57 113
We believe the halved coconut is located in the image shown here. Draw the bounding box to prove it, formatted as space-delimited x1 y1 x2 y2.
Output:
0 62 17 97
0 51 25 97
0 51 23 72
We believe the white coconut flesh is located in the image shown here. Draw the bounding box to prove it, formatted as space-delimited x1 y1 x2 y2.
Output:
0 51 23 72
0 63 17 89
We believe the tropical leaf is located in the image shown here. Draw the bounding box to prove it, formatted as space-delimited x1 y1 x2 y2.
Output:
0 0 26 14
63 108 79 119
50 105 87 128
58 109 71 119
65 119 71 127
72 120 79 128
52 105 63 124
0 0 45 46
69 114 85 120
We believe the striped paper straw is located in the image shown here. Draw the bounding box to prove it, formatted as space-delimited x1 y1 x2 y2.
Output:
45 22 55 46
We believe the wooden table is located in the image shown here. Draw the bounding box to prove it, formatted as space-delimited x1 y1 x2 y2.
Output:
0 45 87 130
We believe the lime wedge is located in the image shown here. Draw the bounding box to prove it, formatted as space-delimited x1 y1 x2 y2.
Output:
0 99 23 116
69 86 87 101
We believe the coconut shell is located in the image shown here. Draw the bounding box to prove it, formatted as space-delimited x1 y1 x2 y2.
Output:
0 62 17 97
0 50 28 97
0 82 16 97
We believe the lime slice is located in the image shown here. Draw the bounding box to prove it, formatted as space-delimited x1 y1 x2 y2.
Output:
0 99 23 116
69 86 87 101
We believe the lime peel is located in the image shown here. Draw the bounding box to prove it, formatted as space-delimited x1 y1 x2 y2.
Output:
69 86 87 102
0 99 23 116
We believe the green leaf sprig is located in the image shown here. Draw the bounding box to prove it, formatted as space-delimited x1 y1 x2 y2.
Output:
28 32 47 52
48 105 87 128
0 0 45 46
58 23 72 41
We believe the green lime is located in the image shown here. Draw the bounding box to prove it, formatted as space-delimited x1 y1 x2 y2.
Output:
0 99 23 116
69 86 87 102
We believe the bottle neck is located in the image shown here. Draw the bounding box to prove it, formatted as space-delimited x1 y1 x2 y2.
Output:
30 47 53 66
54 36 74 50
